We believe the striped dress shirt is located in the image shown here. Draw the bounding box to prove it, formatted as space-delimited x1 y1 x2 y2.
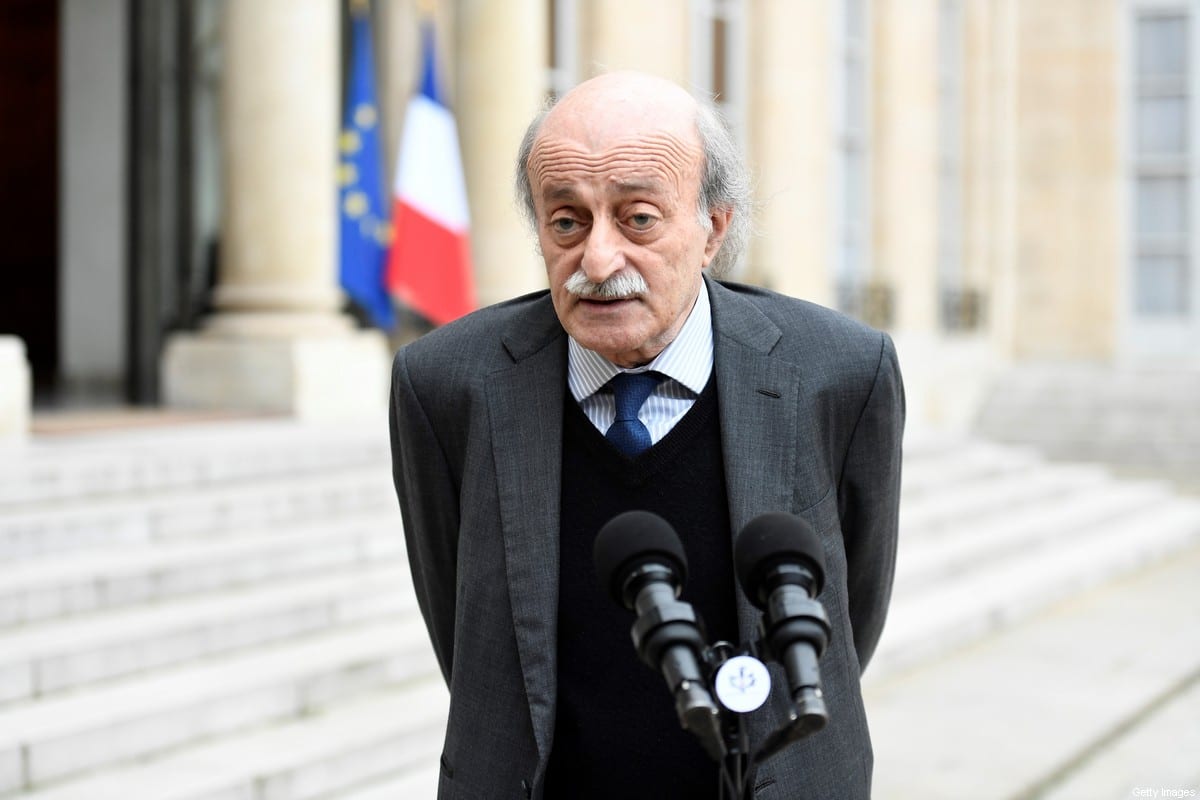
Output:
567 284 714 446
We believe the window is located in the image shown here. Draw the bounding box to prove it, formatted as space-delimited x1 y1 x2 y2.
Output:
836 0 872 317
690 0 745 136
937 0 979 330
1132 8 1191 316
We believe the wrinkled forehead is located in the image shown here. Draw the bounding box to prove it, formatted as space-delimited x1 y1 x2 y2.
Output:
527 100 705 206
528 128 702 202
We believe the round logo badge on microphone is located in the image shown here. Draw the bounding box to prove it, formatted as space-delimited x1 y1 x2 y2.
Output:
714 655 772 713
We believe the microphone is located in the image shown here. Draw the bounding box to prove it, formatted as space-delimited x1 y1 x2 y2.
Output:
734 513 832 759
593 511 725 761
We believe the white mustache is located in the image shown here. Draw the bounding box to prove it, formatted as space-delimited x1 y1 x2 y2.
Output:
563 270 648 299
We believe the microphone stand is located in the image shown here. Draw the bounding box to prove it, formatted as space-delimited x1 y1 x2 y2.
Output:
705 642 755 800
703 638 828 800
716 709 749 800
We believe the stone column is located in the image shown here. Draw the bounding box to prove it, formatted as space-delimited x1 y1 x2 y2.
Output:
872 0 940 335
966 0 1019 359
0 337 30 440
455 0 548 307
162 0 390 420
1005 0 1119 359
744 0 834 306
579 0 690 84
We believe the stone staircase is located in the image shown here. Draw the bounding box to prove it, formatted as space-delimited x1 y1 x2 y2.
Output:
973 364 1200 493
871 429 1200 677
0 418 1196 798
0 419 446 799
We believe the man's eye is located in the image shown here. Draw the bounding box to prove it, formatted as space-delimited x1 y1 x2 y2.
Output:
551 218 578 233
628 213 655 229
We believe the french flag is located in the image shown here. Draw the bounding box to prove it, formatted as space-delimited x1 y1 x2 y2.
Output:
386 21 476 326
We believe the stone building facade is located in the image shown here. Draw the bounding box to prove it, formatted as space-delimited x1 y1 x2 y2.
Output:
0 0 1195 434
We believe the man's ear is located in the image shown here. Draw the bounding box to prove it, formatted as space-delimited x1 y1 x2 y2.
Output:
703 207 733 265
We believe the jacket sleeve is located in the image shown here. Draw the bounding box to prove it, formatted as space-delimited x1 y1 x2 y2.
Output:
389 347 460 685
837 332 905 673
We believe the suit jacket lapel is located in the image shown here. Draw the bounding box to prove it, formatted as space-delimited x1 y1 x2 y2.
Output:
486 298 567 765
707 278 802 640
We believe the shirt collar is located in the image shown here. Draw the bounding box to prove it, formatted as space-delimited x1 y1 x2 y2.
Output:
567 281 714 402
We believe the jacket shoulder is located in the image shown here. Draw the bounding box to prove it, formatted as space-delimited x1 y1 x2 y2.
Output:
394 290 558 381
712 279 889 367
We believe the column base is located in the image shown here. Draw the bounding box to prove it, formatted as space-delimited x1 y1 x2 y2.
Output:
161 327 391 421
0 336 31 440
891 332 998 432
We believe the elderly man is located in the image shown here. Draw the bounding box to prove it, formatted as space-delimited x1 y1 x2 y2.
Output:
390 71 903 799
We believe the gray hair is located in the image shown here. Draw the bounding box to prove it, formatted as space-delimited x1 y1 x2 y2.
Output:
514 96 752 277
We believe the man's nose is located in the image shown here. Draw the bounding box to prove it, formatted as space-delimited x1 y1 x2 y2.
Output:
580 217 626 284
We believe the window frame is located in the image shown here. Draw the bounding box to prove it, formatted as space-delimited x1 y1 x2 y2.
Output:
1121 0 1200 362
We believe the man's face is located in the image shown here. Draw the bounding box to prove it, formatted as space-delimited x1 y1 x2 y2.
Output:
526 89 727 367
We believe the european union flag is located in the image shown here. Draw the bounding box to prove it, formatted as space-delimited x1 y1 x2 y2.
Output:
338 2 394 330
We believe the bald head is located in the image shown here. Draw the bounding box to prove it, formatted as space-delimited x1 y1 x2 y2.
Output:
539 72 702 156
515 72 750 277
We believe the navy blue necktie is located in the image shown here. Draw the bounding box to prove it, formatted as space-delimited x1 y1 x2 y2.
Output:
605 372 662 457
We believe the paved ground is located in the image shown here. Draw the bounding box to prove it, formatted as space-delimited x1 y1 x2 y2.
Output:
864 542 1200 800
28 407 281 436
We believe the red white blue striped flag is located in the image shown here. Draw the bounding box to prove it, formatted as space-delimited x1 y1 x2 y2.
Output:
385 20 476 326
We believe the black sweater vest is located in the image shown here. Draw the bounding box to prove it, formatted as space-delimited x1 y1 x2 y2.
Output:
545 376 737 799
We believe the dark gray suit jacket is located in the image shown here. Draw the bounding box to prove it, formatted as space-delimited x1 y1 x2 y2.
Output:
389 277 904 799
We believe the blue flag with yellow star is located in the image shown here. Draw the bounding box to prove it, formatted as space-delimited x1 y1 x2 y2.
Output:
338 3 394 330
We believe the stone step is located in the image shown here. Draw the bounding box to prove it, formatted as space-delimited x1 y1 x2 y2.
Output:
0 466 397 562
337 768 441 800
898 461 1111 538
0 561 414 705
898 428 978 460
11 679 447 800
983 408 1200 438
972 367 1200 489
864 542 1200 800
0 420 390 509
982 422 1200 470
980 389 1200 421
0 616 437 795
873 497 1200 677
899 440 1042 501
894 478 1173 592
0 514 403 629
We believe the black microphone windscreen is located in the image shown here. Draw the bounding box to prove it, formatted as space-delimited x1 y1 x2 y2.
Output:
593 511 688 606
734 513 826 607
